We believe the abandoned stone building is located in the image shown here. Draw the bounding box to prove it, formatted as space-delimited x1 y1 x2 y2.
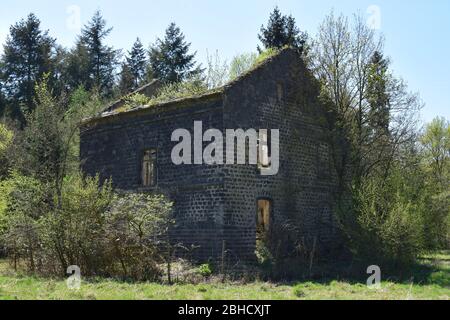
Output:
80 48 341 264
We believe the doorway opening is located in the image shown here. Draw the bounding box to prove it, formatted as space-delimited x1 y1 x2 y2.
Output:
256 198 272 240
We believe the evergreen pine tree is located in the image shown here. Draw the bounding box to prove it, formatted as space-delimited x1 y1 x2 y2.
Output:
149 23 201 83
0 91 5 118
76 10 118 96
0 13 56 120
258 7 308 53
0 68 6 117
127 38 147 88
62 41 91 92
118 62 135 95
367 51 390 135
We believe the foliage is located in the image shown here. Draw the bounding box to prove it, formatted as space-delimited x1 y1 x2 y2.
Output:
0 88 6 118
421 117 450 188
255 239 274 272
1 252 449 299
0 123 13 178
1 170 174 280
312 12 422 183
197 264 213 278
63 85 104 172
119 47 279 112
151 75 208 103
64 11 119 96
367 51 390 135
149 23 202 83
205 50 229 89
258 7 308 54
118 62 135 95
0 172 49 270
121 93 152 111
38 174 114 275
0 13 56 121
11 76 65 184
117 76 209 113
420 117 450 248
105 193 174 280
229 53 257 81
11 79 104 195
61 41 91 92
309 12 435 268
228 48 279 81
126 38 148 88
118 38 148 95
337 172 425 269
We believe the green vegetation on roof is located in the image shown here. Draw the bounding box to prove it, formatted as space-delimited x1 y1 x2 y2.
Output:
114 47 283 115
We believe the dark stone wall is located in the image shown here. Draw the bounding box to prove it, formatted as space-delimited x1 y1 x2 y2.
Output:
80 48 341 265
80 96 228 260
221 49 340 261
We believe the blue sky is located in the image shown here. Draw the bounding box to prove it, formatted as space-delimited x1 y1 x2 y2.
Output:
0 0 449 123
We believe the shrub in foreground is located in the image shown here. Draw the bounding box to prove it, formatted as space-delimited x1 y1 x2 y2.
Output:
1 172 174 281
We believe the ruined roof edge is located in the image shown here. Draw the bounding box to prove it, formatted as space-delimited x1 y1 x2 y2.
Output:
81 89 224 126
81 47 300 126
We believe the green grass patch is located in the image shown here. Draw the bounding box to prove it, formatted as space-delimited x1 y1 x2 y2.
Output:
0 252 448 300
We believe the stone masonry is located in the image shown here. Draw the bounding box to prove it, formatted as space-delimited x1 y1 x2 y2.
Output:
80 48 341 265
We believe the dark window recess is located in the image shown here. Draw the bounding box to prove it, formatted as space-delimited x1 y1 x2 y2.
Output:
257 199 272 239
142 149 157 187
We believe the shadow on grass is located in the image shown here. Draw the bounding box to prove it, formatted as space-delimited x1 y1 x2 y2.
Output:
255 251 450 288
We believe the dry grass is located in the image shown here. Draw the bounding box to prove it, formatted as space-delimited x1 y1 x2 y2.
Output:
0 252 448 300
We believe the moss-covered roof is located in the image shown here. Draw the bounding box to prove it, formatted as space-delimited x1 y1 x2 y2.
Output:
82 47 297 126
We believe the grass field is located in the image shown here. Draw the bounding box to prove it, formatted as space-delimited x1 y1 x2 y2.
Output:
0 252 448 300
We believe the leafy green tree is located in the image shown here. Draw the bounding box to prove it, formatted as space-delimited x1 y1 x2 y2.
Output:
62 86 104 177
228 49 278 81
337 171 424 269
127 38 147 88
258 7 308 53
106 193 174 280
229 53 257 80
419 118 449 249
39 173 113 274
149 23 202 83
205 50 229 89
0 13 56 120
421 117 450 188
0 172 49 271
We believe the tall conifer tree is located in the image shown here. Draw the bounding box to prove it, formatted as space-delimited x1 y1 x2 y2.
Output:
149 23 201 83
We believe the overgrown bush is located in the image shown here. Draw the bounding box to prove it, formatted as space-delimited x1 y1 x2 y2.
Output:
254 215 323 280
337 174 425 270
228 48 279 81
0 172 174 281
118 75 208 113
149 75 208 104
197 263 213 278
105 193 174 281
0 172 50 269
38 174 114 275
